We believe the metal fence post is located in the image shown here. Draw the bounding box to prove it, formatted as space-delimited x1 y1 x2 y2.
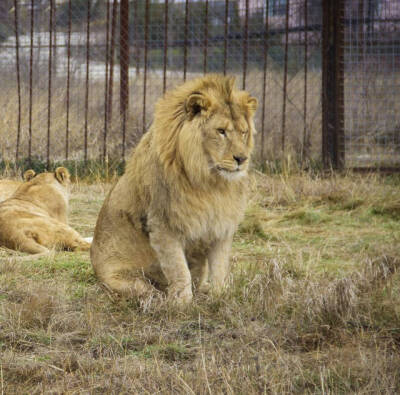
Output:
163 0 169 93
13 0 21 165
47 0 54 169
281 0 290 157
66 0 72 161
103 0 110 161
143 0 149 132
108 0 117 146
84 0 91 164
322 0 345 170
120 0 129 161
29 0 34 164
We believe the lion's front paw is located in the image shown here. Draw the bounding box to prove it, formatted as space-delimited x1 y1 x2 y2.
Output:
167 285 193 305
197 281 210 294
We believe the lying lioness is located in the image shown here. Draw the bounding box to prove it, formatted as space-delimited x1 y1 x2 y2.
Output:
0 167 90 254
0 169 36 202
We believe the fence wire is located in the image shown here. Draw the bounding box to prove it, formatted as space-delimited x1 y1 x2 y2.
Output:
0 1 398 169
344 0 400 169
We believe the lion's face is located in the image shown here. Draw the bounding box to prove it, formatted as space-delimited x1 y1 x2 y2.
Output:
154 75 257 186
180 86 257 183
201 109 253 181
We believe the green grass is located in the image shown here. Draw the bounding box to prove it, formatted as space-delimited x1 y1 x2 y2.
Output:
1 173 400 393
0 159 125 183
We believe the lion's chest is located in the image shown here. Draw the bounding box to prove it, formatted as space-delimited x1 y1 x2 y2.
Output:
168 188 245 243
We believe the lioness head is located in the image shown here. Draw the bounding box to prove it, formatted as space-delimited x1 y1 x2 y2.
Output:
12 167 71 222
154 74 257 185
14 167 71 201
22 167 70 188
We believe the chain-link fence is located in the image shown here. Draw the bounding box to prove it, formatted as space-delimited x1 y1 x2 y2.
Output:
344 0 400 169
0 1 398 170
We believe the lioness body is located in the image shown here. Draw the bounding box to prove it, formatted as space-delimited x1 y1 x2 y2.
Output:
0 180 22 202
91 75 257 303
0 168 90 254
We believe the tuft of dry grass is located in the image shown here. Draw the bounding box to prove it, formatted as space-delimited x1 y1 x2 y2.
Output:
1 172 400 393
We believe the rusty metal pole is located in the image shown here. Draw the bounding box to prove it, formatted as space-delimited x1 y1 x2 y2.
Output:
163 0 169 93
103 0 110 161
133 0 140 77
13 0 21 165
66 0 72 160
260 0 269 165
143 0 149 132
183 0 189 81
322 0 345 169
47 0 54 168
242 0 249 89
203 0 209 74
357 0 365 64
84 0 91 163
302 0 308 164
281 0 290 157
223 0 228 75
108 0 117 139
120 0 130 161
28 0 34 164
53 1 57 80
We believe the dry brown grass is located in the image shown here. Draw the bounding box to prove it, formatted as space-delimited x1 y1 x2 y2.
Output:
1 172 400 393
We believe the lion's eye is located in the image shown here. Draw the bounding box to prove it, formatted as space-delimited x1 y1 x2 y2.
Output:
217 128 226 136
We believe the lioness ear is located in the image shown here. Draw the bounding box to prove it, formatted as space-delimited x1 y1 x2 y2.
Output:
55 167 70 184
23 169 36 181
185 92 211 120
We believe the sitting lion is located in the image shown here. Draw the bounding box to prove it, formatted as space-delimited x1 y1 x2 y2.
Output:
91 74 257 303
0 167 90 254
0 169 36 202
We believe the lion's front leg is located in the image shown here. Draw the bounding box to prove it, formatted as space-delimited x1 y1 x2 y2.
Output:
149 228 192 304
207 236 233 291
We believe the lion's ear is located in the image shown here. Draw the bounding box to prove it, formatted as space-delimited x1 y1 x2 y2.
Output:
185 93 211 119
55 167 70 184
237 92 258 118
246 96 258 117
23 169 36 181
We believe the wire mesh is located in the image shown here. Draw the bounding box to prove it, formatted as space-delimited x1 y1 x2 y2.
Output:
343 0 400 169
2 1 396 170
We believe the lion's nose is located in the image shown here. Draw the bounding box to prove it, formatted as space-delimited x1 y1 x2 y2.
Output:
233 155 247 165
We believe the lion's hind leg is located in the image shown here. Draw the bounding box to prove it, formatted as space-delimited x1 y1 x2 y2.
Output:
15 236 50 255
2 228 50 255
103 272 156 298
95 263 157 299
105 275 155 299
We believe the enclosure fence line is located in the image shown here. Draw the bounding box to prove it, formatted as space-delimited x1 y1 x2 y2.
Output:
1 0 399 171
